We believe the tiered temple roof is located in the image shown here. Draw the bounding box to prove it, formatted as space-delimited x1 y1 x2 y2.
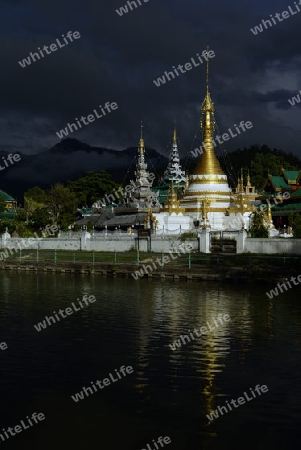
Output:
163 128 186 184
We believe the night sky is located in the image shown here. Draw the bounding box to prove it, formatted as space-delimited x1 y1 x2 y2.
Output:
1 0 301 159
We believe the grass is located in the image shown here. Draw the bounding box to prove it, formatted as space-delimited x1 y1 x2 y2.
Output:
1 248 300 270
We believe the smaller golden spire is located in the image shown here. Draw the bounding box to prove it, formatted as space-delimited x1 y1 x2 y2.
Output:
163 181 185 215
206 44 209 96
246 170 251 187
267 202 272 222
173 125 177 144
139 121 144 153
237 168 244 192
185 173 189 189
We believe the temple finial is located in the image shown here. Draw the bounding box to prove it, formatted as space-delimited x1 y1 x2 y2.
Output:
206 44 210 96
173 121 177 144
139 121 144 152
247 170 251 187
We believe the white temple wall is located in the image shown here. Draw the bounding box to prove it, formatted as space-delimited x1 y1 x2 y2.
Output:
243 238 301 254
2 233 300 254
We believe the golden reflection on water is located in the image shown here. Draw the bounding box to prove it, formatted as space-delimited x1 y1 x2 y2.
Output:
134 282 253 418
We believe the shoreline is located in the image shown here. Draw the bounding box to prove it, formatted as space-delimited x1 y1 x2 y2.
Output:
0 259 299 283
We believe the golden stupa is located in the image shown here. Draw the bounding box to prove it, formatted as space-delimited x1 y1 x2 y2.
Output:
180 46 232 229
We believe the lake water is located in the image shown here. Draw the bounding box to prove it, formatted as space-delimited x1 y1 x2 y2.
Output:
0 272 301 449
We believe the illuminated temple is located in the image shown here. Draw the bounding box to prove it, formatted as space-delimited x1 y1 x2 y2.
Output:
84 49 257 232
152 50 255 232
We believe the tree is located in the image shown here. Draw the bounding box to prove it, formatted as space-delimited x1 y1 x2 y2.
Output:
217 145 300 191
31 208 51 231
86 220 93 232
289 214 301 239
67 171 120 207
47 183 77 226
24 186 48 223
0 196 5 213
0 218 17 234
248 211 269 238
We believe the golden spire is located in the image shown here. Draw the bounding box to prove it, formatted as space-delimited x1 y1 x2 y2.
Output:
267 202 272 222
237 168 244 192
163 181 185 215
173 125 177 144
246 170 251 188
139 121 144 155
185 173 189 189
194 45 224 176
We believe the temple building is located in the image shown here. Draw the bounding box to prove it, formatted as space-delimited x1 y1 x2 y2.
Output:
259 168 301 229
90 125 160 230
121 124 160 212
77 52 258 233
0 189 17 219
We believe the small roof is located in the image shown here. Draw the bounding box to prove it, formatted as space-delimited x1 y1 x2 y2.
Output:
269 176 291 190
0 211 15 219
272 202 301 215
282 170 300 184
0 189 15 202
103 213 147 228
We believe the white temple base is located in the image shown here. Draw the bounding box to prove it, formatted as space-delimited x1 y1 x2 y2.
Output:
154 212 193 235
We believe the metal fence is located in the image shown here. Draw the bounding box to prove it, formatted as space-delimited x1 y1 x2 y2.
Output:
0 248 300 270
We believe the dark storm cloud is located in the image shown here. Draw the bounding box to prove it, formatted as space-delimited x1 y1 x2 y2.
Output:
0 0 300 163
